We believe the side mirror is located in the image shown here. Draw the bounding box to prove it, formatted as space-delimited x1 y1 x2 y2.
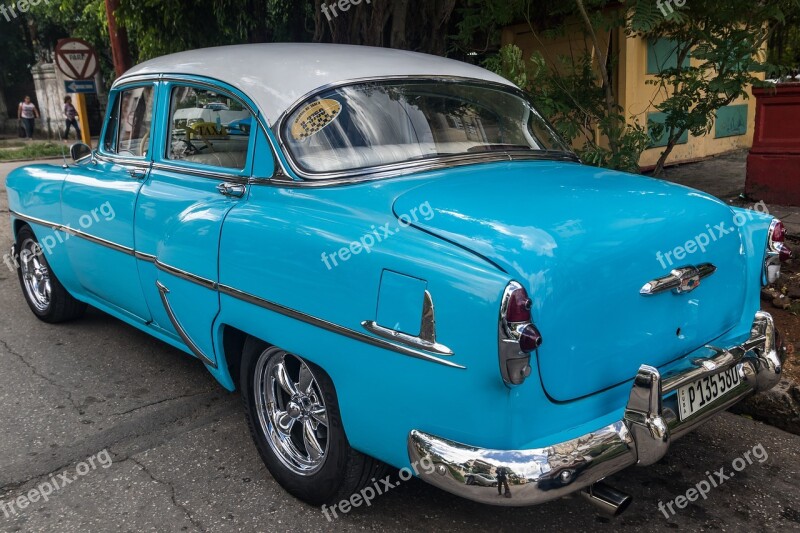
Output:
69 142 93 163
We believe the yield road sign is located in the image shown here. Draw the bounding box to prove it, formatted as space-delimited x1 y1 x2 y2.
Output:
55 38 99 81
64 80 97 94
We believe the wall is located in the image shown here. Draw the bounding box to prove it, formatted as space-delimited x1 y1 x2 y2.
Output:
620 35 760 169
30 61 106 140
501 22 762 169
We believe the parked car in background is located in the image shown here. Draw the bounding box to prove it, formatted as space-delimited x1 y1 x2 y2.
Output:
5 44 789 516
465 473 498 487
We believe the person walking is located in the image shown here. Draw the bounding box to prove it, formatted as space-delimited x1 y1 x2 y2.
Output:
63 96 81 141
496 466 511 498
18 96 39 141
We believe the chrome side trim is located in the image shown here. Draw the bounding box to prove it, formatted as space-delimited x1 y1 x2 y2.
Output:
156 281 217 368
11 211 135 256
10 211 463 368
407 312 781 507
360 290 454 356
361 323 454 356
134 251 157 263
155 260 217 291
219 284 464 369
640 263 716 296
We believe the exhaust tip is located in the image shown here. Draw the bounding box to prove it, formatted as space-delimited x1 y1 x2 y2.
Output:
580 481 633 517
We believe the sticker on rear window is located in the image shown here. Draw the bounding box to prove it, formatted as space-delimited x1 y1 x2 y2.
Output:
291 99 341 141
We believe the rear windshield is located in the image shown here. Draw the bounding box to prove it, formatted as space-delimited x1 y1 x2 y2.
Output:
280 80 573 176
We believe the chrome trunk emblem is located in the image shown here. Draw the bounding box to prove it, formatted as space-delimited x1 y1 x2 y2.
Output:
640 264 716 296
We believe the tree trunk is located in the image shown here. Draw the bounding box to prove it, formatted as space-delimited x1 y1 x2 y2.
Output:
652 130 684 176
313 0 456 54
390 0 410 49
575 0 620 155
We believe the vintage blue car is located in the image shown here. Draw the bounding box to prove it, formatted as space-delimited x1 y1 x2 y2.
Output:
5 44 789 515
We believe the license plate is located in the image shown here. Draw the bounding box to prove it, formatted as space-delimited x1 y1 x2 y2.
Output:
677 367 741 420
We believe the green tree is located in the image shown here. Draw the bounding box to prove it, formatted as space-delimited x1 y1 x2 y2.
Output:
630 0 800 175
463 0 654 173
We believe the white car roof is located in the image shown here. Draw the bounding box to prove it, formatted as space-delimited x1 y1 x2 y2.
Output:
116 43 515 125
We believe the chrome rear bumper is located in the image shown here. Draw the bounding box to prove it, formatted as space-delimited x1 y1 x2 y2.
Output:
407 311 782 507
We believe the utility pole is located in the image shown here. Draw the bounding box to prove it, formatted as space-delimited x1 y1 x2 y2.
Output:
104 0 132 77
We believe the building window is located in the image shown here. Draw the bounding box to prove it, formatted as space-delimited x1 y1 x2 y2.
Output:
647 38 691 75
647 112 689 148
715 105 749 138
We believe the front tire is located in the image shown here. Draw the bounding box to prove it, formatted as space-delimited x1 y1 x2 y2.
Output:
240 338 387 506
15 225 86 323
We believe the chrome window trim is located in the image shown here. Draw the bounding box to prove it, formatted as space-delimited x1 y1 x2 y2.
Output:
98 81 159 163
156 281 218 368
112 74 296 183
253 152 578 189
157 75 297 181
160 81 254 176
272 75 580 183
150 162 251 184
94 152 153 169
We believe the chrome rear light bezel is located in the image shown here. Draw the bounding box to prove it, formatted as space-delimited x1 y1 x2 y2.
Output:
498 281 540 386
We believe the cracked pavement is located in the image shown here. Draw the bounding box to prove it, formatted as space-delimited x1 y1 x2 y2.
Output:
1 160 799 532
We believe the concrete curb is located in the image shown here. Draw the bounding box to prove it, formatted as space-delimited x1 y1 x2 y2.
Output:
0 155 66 164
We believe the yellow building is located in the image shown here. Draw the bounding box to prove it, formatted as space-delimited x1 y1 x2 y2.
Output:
502 22 761 169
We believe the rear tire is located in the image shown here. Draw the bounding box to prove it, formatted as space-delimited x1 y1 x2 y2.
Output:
240 337 387 506
15 225 86 323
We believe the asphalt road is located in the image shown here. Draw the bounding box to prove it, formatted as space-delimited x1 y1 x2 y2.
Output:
1 159 799 532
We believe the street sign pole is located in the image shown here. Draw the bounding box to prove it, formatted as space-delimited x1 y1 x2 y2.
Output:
75 94 92 146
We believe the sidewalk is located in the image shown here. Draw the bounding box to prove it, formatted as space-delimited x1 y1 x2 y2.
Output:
655 149 800 238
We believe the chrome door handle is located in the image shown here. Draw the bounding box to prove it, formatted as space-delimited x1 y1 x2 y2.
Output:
216 182 246 198
128 168 147 180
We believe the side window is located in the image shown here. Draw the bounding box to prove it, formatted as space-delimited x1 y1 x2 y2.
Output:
103 86 156 158
167 85 253 170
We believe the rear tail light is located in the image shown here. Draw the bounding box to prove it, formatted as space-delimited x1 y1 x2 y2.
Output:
765 219 792 285
498 282 542 386
769 220 792 262
506 287 532 323
771 220 787 243
519 323 543 352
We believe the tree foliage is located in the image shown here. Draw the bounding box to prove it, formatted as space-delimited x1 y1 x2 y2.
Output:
462 0 800 174
630 0 800 175
8 0 800 173
467 1 653 172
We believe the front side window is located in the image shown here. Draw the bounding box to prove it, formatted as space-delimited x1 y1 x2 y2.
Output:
281 80 573 176
104 86 156 158
167 85 253 170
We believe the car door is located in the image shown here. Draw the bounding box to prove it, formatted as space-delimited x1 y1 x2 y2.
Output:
62 83 159 322
134 81 261 367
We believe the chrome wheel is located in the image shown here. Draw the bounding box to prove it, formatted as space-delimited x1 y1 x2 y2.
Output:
254 348 329 476
19 238 51 313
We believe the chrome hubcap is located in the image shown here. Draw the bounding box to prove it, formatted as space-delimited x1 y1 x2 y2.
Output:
254 348 329 475
19 238 51 313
